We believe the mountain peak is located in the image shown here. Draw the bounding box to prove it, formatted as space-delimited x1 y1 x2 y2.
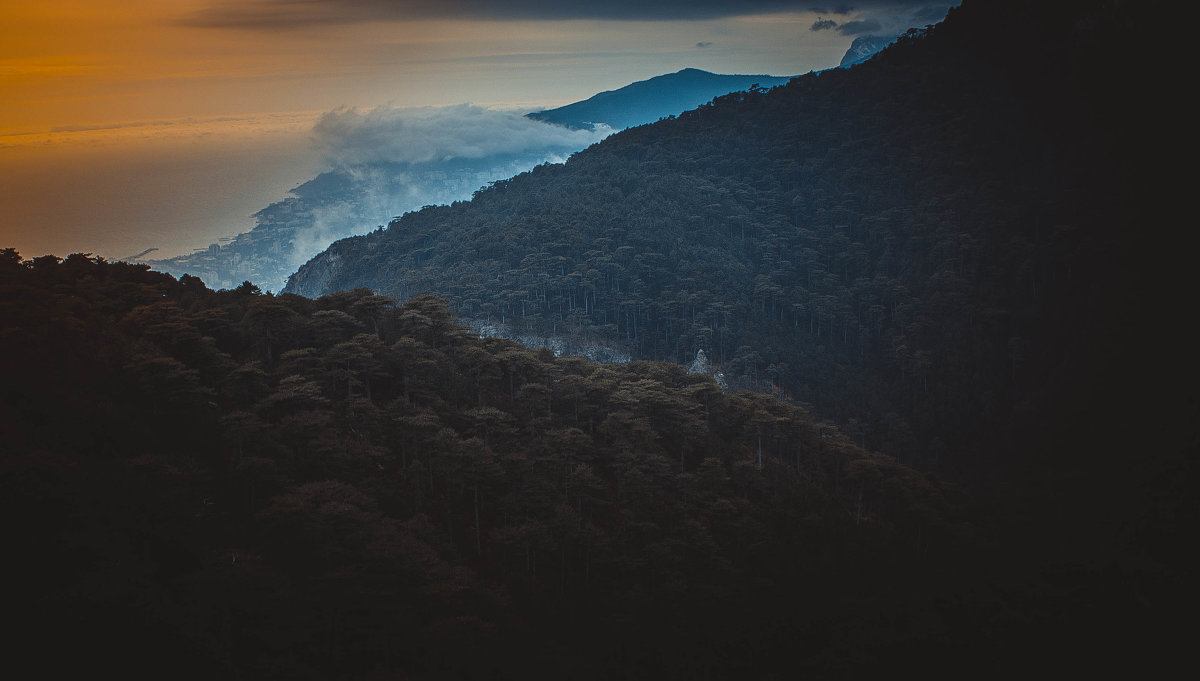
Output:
526 67 793 130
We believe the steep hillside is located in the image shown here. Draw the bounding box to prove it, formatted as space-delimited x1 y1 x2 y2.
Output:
2 251 974 679
276 0 1188 670
289 0 1171 477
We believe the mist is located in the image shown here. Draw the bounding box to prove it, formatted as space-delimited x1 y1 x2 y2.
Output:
313 104 610 167
145 104 613 292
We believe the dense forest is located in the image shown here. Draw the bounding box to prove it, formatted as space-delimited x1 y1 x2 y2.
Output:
3 247 1190 678
285 0 1180 484
3 252 985 678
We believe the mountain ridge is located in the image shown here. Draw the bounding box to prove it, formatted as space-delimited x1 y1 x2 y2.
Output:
3 250 975 678
525 67 795 130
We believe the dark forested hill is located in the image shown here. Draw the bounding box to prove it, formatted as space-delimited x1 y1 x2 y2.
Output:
286 5 1195 665
525 68 795 130
2 251 979 678
286 0 1172 476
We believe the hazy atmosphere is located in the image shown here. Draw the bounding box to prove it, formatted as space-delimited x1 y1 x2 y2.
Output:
2 0 950 262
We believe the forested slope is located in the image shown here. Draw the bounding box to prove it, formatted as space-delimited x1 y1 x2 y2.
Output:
283 7 1196 664
2 252 982 679
287 0 1167 480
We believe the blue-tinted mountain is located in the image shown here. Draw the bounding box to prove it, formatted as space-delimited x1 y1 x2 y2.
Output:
525 67 794 130
2 251 968 678
285 9 1191 663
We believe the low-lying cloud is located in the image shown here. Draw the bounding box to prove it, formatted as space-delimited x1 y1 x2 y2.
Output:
311 104 612 168
145 104 615 292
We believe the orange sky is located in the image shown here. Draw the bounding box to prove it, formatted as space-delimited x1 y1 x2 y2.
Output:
0 0 887 260
1 0 847 138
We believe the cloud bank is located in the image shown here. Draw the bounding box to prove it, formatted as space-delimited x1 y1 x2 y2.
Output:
310 103 611 168
145 104 615 292
275 106 612 289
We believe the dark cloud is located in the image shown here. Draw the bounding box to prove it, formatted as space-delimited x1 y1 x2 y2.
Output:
912 4 953 23
837 19 882 35
807 2 955 36
182 1 956 29
807 1 954 12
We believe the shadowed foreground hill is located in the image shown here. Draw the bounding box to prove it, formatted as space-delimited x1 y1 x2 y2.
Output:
3 240 1193 678
2 251 995 679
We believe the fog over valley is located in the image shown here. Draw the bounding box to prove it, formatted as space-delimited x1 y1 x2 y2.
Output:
136 104 614 292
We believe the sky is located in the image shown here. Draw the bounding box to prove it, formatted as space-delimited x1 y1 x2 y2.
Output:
1 0 953 261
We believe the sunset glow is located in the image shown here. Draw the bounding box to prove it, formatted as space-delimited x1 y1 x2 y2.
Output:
2 1 847 138
0 0 923 259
